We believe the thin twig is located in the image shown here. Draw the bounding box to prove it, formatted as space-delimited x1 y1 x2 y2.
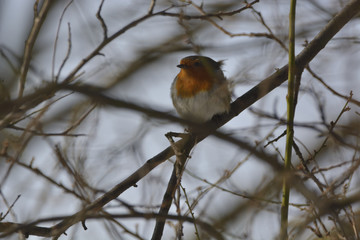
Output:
181 185 200 240
307 65 360 107
18 0 51 97
6 126 86 137
54 22 73 82
251 7 288 50
96 0 108 39
148 0 157 14
151 134 194 240
161 0 258 19
62 7 174 84
52 0 74 81
0 195 21 221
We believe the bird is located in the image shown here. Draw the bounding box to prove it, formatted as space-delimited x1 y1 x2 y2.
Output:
171 55 231 123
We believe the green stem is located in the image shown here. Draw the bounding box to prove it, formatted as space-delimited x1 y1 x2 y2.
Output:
281 0 297 239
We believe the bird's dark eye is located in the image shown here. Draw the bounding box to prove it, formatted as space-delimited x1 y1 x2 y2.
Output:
194 61 202 67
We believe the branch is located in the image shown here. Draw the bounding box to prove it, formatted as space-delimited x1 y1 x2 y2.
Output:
62 5 173 84
160 0 258 19
52 0 74 81
151 134 195 240
96 0 108 40
307 65 360 106
18 0 51 97
0 212 224 240
281 0 297 238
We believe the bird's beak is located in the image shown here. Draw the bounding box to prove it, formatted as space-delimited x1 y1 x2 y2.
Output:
177 64 186 69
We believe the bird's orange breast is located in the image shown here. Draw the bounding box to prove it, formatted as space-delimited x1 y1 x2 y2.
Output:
175 69 213 98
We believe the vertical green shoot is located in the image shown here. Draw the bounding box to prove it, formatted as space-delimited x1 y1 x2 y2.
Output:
280 0 297 239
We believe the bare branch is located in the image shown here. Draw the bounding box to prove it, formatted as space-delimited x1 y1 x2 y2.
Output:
56 22 73 81
307 65 360 107
96 0 108 40
63 12 157 84
161 0 258 19
152 134 194 240
18 0 51 97
0 194 20 221
52 0 74 81
148 0 157 14
0 212 224 240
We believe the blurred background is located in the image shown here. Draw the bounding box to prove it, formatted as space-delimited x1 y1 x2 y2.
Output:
0 0 359 239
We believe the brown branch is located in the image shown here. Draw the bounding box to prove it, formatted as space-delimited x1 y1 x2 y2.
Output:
148 0 157 14
307 92 353 167
52 0 74 81
161 0 258 19
96 0 108 39
151 134 195 240
151 168 179 240
62 5 173 84
0 212 224 240
18 159 84 200
292 191 360 237
251 6 288 50
307 65 360 107
7 125 85 137
185 0 287 50
55 22 73 81
0 83 58 130
0 194 20 221
18 0 51 97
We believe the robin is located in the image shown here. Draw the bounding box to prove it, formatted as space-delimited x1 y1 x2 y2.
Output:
171 55 231 123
